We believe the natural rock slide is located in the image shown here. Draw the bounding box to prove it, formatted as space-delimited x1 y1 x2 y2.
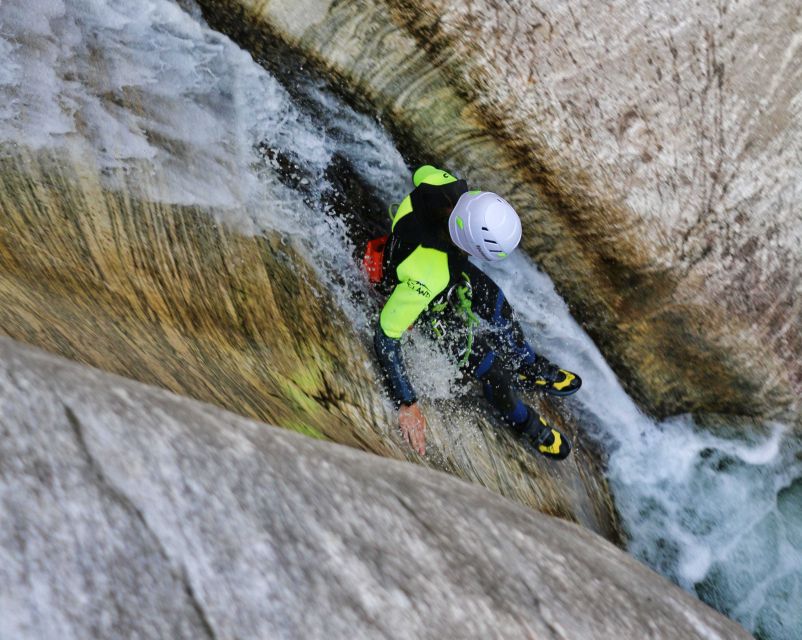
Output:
0 0 798 636
0 336 753 639
195 0 802 428
0 150 618 539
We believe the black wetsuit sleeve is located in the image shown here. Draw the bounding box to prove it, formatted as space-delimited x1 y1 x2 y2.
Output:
373 321 417 406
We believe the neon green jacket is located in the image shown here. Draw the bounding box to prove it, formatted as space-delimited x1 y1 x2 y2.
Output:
374 165 469 405
380 165 469 338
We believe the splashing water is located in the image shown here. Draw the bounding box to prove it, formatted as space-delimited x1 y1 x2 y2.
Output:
1 0 801 637
485 256 802 639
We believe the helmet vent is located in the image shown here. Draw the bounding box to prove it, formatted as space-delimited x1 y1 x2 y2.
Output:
481 226 488 231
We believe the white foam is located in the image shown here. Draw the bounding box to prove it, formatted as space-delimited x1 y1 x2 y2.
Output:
0 0 409 328
483 253 802 638
0 0 337 212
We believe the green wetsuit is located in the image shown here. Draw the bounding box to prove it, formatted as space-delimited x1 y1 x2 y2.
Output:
373 165 468 405
374 165 539 412
373 166 577 460
379 165 469 339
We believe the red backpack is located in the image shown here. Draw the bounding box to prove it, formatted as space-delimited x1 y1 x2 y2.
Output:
362 235 388 284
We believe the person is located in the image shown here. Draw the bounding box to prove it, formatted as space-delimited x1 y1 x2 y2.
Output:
370 165 581 458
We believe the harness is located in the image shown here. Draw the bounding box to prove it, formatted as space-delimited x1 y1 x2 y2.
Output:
430 272 480 366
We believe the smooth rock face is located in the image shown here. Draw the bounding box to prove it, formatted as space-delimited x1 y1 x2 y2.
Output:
0 337 752 639
196 0 802 425
392 0 802 421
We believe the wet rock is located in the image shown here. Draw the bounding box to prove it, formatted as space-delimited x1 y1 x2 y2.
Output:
0 336 753 639
195 0 802 427
0 149 619 539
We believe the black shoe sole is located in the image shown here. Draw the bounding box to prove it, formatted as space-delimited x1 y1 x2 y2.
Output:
542 385 581 397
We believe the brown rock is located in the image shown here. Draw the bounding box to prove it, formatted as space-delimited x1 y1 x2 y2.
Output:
194 0 802 427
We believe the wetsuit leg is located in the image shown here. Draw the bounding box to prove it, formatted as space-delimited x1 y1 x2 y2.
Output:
478 359 529 424
466 325 529 425
458 266 573 459
465 263 582 398
461 262 537 369
427 263 544 421
457 263 542 424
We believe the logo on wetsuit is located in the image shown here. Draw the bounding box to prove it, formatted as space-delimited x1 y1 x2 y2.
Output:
406 280 431 298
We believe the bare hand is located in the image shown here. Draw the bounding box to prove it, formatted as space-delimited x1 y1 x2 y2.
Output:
398 402 427 455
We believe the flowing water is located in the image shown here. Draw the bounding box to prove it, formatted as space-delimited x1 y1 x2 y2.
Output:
1 0 800 637
484 258 802 639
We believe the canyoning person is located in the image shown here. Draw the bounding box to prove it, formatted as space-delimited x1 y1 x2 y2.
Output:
365 165 581 458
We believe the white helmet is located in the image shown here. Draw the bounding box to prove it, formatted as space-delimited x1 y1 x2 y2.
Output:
448 191 522 261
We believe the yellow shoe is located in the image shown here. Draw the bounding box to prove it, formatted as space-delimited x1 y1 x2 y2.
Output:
518 357 582 397
518 409 572 460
